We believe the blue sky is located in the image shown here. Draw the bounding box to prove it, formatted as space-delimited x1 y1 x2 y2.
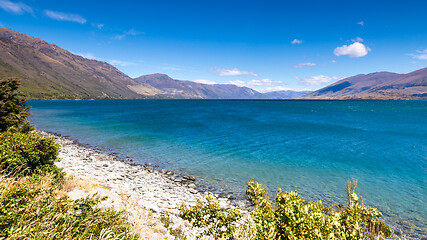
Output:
0 0 426 92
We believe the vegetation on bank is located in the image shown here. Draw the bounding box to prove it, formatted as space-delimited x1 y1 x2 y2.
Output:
0 78 138 239
180 181 393 239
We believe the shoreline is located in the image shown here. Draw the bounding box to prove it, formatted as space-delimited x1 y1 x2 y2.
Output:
37 130 250 239
36 130 425 239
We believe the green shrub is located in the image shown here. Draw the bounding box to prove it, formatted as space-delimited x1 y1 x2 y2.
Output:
0 173 138 240
247 180 392 240
0 78 34 133
179 196 243 239
180 181 393 240
0 131 62 177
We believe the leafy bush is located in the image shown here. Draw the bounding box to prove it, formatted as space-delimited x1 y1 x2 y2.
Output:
179 196 243 239
0 78 34 133
0 131 61 177
0 173 138 240
247 180 392 240
180 181 393 240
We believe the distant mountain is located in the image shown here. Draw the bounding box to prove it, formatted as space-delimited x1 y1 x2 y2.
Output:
262 90 313 99
134 73 264 99
301 68 427 100
2 27 424 100
0 27 160 99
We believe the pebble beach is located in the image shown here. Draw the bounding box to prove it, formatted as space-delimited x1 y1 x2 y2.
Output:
37 130 250 239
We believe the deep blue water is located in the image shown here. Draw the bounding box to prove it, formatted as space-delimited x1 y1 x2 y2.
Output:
28 100 426 236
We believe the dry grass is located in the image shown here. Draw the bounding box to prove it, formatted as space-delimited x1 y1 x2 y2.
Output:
62 173 172 240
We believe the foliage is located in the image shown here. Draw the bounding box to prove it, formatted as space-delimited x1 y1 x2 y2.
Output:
0 173 138 240
246 180 393 240
0 78 34 132
246 181 277 239
179 196 243 239
0 131 62 178
180 181 393 240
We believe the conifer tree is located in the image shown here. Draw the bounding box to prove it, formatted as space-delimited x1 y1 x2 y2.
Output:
0 78 34 132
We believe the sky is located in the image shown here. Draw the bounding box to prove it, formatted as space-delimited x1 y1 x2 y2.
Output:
0 0 426 92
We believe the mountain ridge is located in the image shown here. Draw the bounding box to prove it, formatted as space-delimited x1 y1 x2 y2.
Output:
0 27 159 99
1 27 425 100
301 68 427 100
134 73 265 99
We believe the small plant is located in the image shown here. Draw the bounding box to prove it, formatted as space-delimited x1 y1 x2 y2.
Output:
0 131 62 178
160 214 173 229
179 196 243 239
160 214 187 239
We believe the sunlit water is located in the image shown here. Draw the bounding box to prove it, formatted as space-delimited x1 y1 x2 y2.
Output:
29 99 426 237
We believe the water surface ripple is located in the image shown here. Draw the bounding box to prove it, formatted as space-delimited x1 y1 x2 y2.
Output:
29 100 427 237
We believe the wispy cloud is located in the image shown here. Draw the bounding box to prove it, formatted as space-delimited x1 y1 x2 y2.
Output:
91 23 104 30
334 42 370 58
353 37 364 42
293 62 316 68
109 59 137 67
113 29 142 40
297 75 338 86
408 49 427 60
212 67 258 77
228 79 310 93
44 10 86 24
357 21 364 27
228 78 284 92
0 0 32 15
75 52 98 60
291 39 303 44
159 66 181 71
228 79 281 87
260 86 311 93
194 79 217 85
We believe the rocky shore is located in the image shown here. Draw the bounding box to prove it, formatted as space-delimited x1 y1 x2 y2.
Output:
37 131 250 239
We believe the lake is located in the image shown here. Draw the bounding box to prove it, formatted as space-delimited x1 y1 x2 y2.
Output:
29 99 427 238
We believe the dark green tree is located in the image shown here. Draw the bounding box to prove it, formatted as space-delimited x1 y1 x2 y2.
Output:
0 78 34 132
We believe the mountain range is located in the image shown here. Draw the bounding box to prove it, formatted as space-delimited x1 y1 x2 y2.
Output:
301 68 426 99
0 27 425 100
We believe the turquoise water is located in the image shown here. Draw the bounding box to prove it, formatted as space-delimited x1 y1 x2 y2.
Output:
29 100 426 237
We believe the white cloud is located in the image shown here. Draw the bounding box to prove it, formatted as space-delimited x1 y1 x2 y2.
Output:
76 52 97 60
0 0 32 14
91 23 104 30
113 29 141 40
260 86 312 93
227 78 284 92
297 75 338 86
353 37 364 42
212 68 258 77
334 42 370 58
194 79 217 85
109 60 137 67
293 62 316 68
227 80 311 93
44 10 86 24
246 79 282 86
291 39 302 44
357 21 364 26
408 49 427 60
331 60 337 63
